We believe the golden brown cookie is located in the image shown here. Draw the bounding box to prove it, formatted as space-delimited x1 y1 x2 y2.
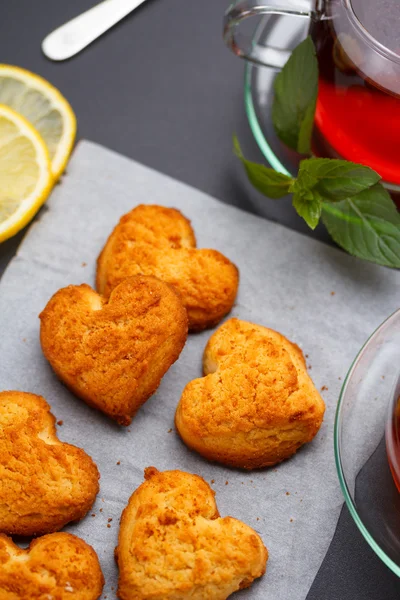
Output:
0 391 99 536
116 467 267 600
40 275 188 425
0 532 104 599
175 318 325 469
96 205 239 331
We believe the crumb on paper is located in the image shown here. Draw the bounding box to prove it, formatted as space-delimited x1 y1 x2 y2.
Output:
211 479 215 484
116 461 120 465
99 508 103 513
256 517 260 521
22 338 26 343
338 376 342 380
91 513 96 517
382 375 385 379
286 492 290 496
307 365 312 370
331 291 335 296
102 498 105 502
305 354 309 358
321 385 328 391
225 481 229 485
290 518 294 522
167 428 173 433
127 428 131 432
108 518 112 523
107 523 111 528
57 420 63 426
81 262 87 267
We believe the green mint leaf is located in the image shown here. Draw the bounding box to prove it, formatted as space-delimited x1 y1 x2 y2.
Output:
233 135 293 199
299 158 381 201
291 182 322 229
272 36 318 154
321 183 400 268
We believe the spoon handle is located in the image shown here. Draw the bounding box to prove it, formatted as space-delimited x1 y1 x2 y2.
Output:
42 0 148 61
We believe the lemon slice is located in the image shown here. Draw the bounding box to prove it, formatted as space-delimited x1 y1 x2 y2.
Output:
0 65 76 180
0 104 52 243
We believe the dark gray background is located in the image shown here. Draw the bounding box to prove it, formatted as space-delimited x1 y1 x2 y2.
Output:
1 1 399 597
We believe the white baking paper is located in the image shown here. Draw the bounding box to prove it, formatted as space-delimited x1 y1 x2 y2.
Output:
0 141 399 600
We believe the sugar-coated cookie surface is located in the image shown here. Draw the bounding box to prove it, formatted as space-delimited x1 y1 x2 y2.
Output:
96 205 239 331
40 275 188 425
116 467 268 600
175 318 325 469
0 532 104 599
0 391 99 536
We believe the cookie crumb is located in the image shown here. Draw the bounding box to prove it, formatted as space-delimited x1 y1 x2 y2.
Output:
57 420 63 426
91 513 96 517
211 479 215 484
167 428 173 433
330 291 335 296
107 523 111 528
99 508 103 513
286 492 290 496
382 375 385 379
225 481 229 485
102 498 105 502
290 518 294 522
22 338 26 343
256 517 260 521
81 262 87 267
307 365 312 370
116 461 120 465
108 518 113 522
305 354 309 358
321 385 328 391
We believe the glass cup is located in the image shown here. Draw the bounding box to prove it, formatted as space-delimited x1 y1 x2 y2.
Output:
224 0 400 191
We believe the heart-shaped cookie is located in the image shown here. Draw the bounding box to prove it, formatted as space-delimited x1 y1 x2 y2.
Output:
96 205 239 331
0 391 99 536
40 275 188 425
175 318 325 469
116 467 268 600
0 532 104 599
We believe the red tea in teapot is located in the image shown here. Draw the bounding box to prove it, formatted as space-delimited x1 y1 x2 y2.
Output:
311 0 400 187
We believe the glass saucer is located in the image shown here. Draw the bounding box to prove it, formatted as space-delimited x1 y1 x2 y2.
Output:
334 309 400 577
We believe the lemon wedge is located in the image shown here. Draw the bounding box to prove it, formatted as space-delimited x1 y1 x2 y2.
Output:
0 65 76 180
0 104 52 243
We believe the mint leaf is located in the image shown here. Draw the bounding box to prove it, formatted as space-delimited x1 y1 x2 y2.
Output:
299 158 381 201
293 191 322 230
321 184 400 268
233 135 293 199
291 180 322 229
272 36 318 154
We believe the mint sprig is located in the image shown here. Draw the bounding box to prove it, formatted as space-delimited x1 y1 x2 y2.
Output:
234 35 400 268
235 139 400 267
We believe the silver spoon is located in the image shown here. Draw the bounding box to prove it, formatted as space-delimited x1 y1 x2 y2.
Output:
42 0 149 61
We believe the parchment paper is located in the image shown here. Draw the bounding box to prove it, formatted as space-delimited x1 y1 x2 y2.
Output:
0 141 399 600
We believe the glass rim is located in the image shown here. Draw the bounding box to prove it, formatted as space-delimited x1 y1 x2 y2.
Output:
343 0 400 65
334 308 400 579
